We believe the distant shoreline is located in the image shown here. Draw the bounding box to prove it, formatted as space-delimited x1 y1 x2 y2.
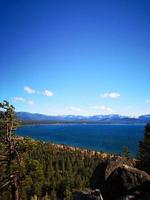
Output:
20 121 147 126
16 135 114 159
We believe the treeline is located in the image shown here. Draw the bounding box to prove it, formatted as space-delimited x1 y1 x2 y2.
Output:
20 120 100 125
137 122 150 174
20 120 142 125
0 137 104 200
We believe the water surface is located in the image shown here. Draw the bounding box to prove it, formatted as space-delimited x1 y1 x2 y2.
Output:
16 124 145 156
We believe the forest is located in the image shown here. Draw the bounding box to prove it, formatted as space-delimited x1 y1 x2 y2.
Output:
0 136 105 200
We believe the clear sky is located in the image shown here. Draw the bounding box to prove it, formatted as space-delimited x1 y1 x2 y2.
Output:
0 0 150 116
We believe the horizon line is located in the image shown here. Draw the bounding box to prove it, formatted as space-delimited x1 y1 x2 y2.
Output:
16 111 150 118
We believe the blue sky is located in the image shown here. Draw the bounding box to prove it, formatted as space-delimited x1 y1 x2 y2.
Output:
0 0 150 116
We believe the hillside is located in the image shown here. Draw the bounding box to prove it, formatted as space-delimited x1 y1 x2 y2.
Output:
16 112 150 124
0 137 106 200
1 137 150 200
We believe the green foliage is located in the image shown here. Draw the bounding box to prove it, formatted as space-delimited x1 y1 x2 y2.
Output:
25 159 44 198
122 146 131 159
64 188 72 200
0 100 20 133
0 100 22 200
1 137 103 199
138 122 150 174
50 190 57 200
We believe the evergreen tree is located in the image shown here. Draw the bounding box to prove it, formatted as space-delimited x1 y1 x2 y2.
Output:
0 100 22 200
50 190 57 200
25 159 44 198
122 146 130 159
64 188 72 200
138 122 150 174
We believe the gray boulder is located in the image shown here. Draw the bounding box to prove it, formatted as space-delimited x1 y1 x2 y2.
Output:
73 189 103 200
106 165 150 200
90 156 135 199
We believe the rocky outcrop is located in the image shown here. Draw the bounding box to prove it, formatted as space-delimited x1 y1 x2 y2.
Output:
89 156 150 200
73 189 103 200
90 160 108 198
105 157 135 180
90 157 135 199
106 164 150 199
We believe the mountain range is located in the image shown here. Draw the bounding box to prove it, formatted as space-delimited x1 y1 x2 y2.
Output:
16 112 150 124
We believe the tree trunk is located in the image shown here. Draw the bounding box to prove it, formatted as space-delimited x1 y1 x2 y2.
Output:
11 184 19 200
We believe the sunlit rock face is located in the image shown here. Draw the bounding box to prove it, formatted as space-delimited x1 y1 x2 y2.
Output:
73 189 103 200
90 156 150 200
90 156 135 199
106 165 150 200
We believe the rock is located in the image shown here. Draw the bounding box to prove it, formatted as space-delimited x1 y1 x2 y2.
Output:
90 156 135 199
90 160 108 199
105 157 135 180
117 195 135 200
73 189 104 200
106 165 150 200
142 192 150 200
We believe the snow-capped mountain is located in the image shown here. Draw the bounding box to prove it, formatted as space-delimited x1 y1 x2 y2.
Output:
16 112 150 124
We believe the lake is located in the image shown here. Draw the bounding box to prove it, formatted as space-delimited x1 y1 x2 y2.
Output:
16 124 145 156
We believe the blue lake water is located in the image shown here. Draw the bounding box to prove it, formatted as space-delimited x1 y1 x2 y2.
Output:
16 124 145 156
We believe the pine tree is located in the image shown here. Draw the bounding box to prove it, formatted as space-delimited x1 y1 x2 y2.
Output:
64 188 72 200
122 146 131 159
50 190 57 200
0 100 22 200
25 159 44 198
138 122 150 174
